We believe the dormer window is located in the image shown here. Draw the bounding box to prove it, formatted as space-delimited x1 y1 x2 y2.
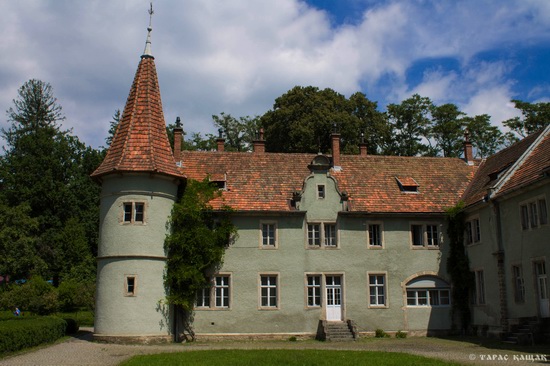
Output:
317 184 326 199
209 173 227 190
396 177 419 193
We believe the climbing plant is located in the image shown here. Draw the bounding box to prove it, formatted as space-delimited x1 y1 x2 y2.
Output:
446 202 474 333
164 178 236 340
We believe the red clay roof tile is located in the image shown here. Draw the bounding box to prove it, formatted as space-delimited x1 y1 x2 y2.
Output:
180 152 476 213
91 56 183 179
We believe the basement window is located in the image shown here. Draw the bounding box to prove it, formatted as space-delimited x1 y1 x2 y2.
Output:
395 177 419 193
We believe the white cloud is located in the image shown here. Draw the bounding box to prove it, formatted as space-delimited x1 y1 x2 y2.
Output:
0 0 548 148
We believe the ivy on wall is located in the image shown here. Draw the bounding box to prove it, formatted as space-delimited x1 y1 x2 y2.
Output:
164 178 236 340
446 202 474 333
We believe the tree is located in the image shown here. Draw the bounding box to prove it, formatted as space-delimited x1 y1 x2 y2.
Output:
386 94 432 156
0 79 100 284
349 92 389 155
0 202 44 279
503 100 550 137
428 103 465 157
212 113 261 152
463 114 506 158
164 178 236 340
104 109 121 148
260 86 384 154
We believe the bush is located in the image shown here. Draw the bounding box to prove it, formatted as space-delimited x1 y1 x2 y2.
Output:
63 318 79 334
395 330 407 339
374 329 389 338
57 279 95 313
288 336 297 342
0 277 58 315
0 316 66 355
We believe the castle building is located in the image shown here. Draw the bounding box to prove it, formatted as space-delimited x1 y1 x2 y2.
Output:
92 20 549 343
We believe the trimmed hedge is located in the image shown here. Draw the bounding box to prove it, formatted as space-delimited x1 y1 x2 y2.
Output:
0 316 67 355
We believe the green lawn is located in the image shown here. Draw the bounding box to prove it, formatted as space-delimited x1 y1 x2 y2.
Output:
120 350 463 366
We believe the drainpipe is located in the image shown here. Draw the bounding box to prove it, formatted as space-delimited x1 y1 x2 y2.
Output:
491 197 509 332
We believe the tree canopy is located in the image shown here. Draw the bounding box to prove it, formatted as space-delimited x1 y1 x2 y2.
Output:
0 79 100 284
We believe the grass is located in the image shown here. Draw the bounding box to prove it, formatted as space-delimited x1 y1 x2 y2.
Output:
119 350 464 366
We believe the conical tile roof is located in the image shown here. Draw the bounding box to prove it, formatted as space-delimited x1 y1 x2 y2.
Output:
92 53 183 179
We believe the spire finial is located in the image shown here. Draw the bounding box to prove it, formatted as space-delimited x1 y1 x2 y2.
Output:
142 2 154 57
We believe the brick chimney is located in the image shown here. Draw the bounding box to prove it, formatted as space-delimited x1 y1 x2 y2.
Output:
463 129 474 165
253 128 265 153
216 128 225 152
173 117 183 164
359 132 368 156
331 130 341 170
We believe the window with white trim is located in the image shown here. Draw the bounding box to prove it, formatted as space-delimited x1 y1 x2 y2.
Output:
406 276 450 307
411 223 440 247
520 197 547 230
465 217 481 245
474 270 485 305
123 202 145 224
260 275 278 308
512 265 525 303
196 275 231 309
368 274 386 307
261 222 277 248
307 223 338 248
306 275 322 307
368 222 383 247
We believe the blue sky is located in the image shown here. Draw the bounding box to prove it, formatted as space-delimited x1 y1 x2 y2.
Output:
0 0 549 148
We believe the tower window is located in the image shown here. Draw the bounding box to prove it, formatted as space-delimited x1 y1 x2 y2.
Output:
125 275 137 296
123 202 146 224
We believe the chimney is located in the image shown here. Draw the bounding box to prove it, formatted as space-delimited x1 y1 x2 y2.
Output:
253 128 265 153
359 132 368 156
331 124 341 170
216 128 225 152
173 117 183 164
463 129 474 165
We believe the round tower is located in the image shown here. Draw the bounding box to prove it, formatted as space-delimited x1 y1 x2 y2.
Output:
91 13 183 343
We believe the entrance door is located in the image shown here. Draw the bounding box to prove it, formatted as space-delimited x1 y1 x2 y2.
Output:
325 276 342 321
535 261 549 318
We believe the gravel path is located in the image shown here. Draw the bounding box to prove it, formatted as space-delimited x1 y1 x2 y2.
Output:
1 328 548 366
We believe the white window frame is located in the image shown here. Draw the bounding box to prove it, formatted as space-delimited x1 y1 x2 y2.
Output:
260 221 278 249
520 196 548 230
367 221 384 248
512 265 525 303
474 270 486 305
122 201 146 224
465 216 481 245
259 273 279 309
410 222 441 248
195 274 232 310
306 274 322 308
368 272 387 308
124 275 137 297
307 222 338 249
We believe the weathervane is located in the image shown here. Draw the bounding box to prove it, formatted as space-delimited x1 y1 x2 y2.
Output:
148 2 154 29
143 2 154 57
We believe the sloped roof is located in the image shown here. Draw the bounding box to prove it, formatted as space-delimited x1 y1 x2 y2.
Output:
91 55 183 179
461 130 543 207
496 127 550 198
180 151 476 213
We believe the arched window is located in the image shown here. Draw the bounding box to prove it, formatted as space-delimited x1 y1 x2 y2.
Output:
406 276 450 307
